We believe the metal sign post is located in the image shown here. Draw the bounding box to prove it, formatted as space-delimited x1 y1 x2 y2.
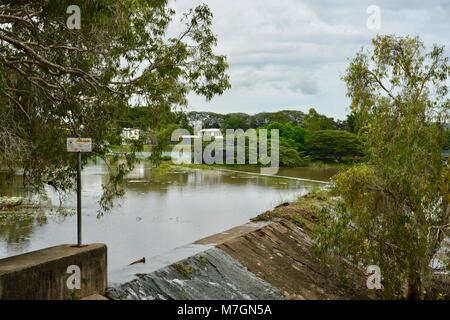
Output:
67 137 92 247
76 151 82 246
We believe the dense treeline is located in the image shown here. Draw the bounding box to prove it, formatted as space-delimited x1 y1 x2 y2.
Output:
123 100 447 170
263 113 362 166
185 108 355 132
124 106 363 166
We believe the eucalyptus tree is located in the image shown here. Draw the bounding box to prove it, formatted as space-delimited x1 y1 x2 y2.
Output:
0 0 230 212
315 36 449 299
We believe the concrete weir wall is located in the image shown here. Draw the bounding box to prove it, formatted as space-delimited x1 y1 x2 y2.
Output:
108 247 283 300
108 221 371 300
0 244 107 300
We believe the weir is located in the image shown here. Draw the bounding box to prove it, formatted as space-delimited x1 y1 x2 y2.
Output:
107 221 371 300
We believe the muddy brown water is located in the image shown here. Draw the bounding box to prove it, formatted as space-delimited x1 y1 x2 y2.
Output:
0 162 332 283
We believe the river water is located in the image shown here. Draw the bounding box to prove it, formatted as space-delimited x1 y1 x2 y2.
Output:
0 162 331 283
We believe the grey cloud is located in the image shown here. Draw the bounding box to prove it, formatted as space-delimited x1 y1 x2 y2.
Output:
169 0 450 119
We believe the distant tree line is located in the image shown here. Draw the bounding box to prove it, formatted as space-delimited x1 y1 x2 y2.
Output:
186 108 361 166
185 108 356 132
124 107 363 167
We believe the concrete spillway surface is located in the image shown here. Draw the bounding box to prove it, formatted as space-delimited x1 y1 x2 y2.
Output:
107 221 372 300
107 247 283 300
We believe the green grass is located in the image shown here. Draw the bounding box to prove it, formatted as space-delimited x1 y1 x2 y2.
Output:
251 187 332 224
290 214 306 227
175 262 195 278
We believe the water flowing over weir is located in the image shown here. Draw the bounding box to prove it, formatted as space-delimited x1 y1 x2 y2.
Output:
107 247 283 300
107 221 372 300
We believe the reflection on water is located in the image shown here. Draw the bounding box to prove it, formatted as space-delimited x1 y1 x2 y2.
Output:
0 209 47 252
0 161 325 282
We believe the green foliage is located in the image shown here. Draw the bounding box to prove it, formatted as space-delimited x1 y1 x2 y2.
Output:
187 110 308 129
266 122 308 167
303 108 338 131
250 110 300 127
443 127 450 150
122 107 192 134
122 107 159 131
290 214 306 227
266 122 306 150
278 141 304 167
175 112 193 134
305 130 363 161
0 1 230 213
315 35 450 299
175 262 195 279
222 113 251 130
187 111 224 128
149 124 180 166
338 111 358 133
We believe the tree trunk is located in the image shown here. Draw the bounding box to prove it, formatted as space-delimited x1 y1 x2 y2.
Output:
405 273 422 300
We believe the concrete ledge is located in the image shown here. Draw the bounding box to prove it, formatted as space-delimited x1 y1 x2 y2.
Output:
195 222 271 245
108 221 371 300
0 244 107 300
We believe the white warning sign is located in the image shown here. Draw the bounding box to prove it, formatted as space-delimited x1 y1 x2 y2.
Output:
67 137 92 153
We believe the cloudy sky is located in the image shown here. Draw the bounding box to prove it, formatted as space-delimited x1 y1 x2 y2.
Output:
169 0 450 119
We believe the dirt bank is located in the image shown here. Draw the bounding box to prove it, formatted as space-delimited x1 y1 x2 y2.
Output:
218 220 369 299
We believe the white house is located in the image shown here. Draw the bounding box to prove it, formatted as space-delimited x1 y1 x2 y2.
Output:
180 129 223 141
199 129 223 139
121 128 140 141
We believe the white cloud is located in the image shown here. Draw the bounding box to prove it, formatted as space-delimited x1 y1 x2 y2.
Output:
169 0 450 119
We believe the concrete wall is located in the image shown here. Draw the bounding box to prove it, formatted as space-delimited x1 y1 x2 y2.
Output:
0 244 107 300
107 221 371 300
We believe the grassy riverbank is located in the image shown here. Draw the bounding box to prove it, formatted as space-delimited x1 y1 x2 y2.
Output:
251 187 331 230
